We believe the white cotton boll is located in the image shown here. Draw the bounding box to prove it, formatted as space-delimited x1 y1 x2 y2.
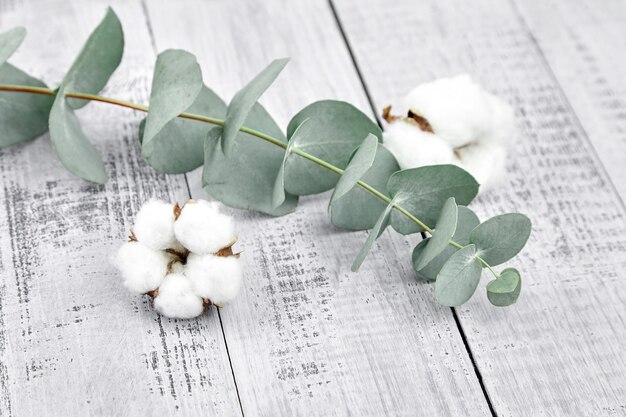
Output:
153 273 205 319
483 92 516 145
133 199 178 250
113 241 169 294
185 253 243 305
454 144 507 190
383 120 454 170
174 200 235 254
404 74 493 148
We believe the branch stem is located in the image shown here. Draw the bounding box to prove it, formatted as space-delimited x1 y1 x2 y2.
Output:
0 83 497 276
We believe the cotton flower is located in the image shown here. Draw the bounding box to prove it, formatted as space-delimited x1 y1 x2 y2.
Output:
174 200 235 254
185 253 243 306
112 198 243 318
382 74 515 190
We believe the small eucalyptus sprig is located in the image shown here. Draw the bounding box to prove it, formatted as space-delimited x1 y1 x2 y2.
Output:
0 8 531 307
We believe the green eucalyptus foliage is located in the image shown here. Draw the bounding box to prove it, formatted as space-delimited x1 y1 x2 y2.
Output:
0 8 534 308
284 100 382 195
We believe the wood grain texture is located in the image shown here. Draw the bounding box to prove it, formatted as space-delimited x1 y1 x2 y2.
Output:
512 0 626 200
0 1 241 416
331 0 626 415
143 0 493 415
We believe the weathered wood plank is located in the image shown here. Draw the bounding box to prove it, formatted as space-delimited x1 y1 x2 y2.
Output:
144 0 492 415
0 1 241 415
332 0 626 415
512 0 626 200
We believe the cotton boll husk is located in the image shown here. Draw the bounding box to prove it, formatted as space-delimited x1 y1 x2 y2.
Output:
113 241 170 294
133 199 178 250
383 120 454 170
454 144 507 191
404 74 493 148
483 92 516 145
174 200 235 254
185 253 243 305
153 273 205 319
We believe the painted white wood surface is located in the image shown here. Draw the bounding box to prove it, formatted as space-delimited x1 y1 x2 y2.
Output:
144 0 491 416
332 0 626 415
0 1 241 416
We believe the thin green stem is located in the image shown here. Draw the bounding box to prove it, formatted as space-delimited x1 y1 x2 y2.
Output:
0 83 499 277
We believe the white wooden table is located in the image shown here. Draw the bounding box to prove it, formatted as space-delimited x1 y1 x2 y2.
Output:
0 0 625 415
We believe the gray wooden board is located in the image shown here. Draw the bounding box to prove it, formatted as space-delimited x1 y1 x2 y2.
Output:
144 0 491 415
0 1 241 416
332 0 626 415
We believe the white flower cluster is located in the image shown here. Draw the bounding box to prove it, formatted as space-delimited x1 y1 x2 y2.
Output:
113 199 243 319
382 74 515 190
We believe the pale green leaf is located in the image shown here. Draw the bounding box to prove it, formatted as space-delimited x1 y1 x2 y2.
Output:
487 268 521 307
272 119 308 209
0 27 26 66
203 103 298 216
63 7 123 109
387 165 479 235
142 85 224 173
0 63 54 148
414 197 458 270
330 145 400 230
412 206 480 281
48 96 106 183
469 213 531 266
222 58 288 157
351 197 396 272
435 244 482 306
142 49 202 148
330 133 378 204
284 100 382 195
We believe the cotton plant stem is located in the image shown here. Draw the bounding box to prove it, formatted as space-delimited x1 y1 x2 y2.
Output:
0 83 498 276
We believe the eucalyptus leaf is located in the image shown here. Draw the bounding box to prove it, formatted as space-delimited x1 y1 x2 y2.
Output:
203 103 298 216
222 58 289 157
414 197 458 270
469 213 531 266
0 63 54 148
0 27 26 66
412 206 480 281
272 119 308 208
142 85 224 173
351 197 397 272
48 96 106 183
142 49 203 149
387 165 479 235
435 244 482 307
63 7 123 109
330 145 400 230
284 100 382 195
330 133 378 204
486 268 521 307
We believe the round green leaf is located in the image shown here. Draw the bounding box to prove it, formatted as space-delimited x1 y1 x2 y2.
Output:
203 103 298 216
435 244 482 306
284 100 382 196
469 213 531 266
142 85 225 173
330 145 400 230
63 7 124 109
0 27 26 66
222 58 289 157
0 63 54 148
351 197 396 272
142 49 202 148
487 268 521 307
412 206 480 281
330 133 378 204
414 197 458 270
272 120 308 208
388 165 479 235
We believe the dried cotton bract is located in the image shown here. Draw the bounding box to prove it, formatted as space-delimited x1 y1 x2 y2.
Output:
112 198 243 319
382 74 515 190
